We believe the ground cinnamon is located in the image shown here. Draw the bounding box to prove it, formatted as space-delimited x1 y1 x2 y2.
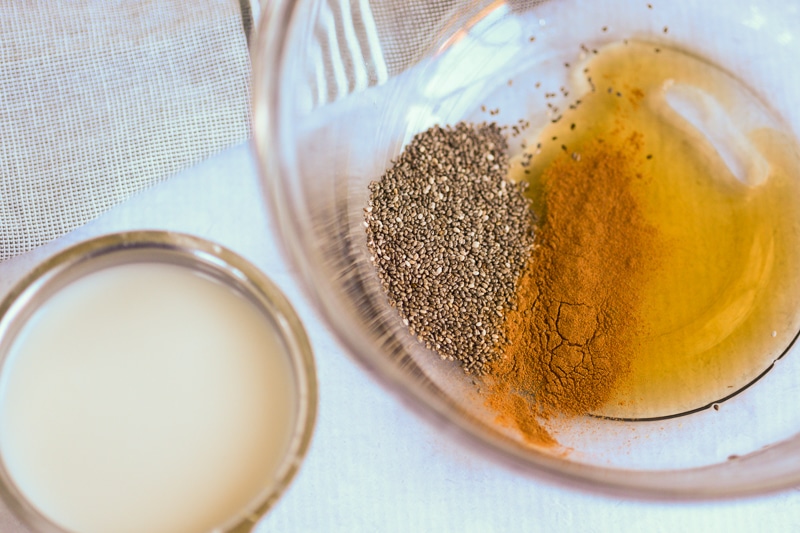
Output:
485 133 660 446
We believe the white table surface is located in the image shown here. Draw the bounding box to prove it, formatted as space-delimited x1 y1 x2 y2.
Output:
1 143 799 533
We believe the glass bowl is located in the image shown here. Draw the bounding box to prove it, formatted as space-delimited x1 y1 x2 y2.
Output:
252 0 800 499
0 232 317 532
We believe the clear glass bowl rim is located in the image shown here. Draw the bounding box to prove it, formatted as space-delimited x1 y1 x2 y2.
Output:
251 0 800 501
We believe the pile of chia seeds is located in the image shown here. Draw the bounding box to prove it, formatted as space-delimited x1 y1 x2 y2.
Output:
364 122 535 373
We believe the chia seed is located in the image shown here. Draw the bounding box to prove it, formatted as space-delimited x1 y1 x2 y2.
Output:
364 122 535 373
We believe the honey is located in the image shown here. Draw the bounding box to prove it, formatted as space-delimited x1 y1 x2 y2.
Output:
510 41 800 419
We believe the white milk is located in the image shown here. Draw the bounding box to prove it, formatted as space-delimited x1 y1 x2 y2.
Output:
0 262 297 533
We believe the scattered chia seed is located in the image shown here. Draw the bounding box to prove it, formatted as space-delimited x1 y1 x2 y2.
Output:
364 122 535 373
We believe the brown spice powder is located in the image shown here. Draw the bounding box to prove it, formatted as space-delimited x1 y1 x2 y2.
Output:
485 133 660 446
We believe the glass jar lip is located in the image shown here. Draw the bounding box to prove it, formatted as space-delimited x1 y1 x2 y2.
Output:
250 0 800 501
0 230 318 533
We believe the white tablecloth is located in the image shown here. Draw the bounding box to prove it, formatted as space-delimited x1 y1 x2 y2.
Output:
1 143 798 533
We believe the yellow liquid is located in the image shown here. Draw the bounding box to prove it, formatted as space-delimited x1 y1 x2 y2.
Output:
511 41 800 419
